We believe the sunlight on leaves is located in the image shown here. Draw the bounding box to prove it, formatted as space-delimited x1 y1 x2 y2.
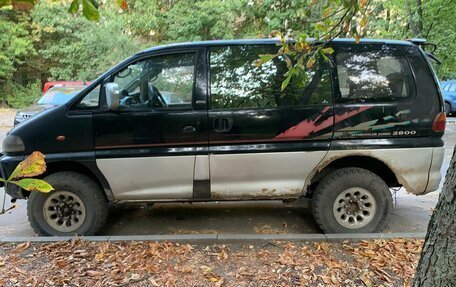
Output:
8 151 46 181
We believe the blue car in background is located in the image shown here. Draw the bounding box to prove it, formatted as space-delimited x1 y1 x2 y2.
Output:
441 80 456 116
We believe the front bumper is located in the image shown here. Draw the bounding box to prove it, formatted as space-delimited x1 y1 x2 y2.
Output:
0 153 27 199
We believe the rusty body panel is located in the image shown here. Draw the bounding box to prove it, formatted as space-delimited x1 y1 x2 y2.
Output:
305 147 437 195
209 151 328 199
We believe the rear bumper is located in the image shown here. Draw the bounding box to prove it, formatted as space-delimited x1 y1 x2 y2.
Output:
424 147 445 194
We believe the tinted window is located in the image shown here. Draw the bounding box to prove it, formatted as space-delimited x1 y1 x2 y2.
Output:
73 84 100 109
336 44 414 102
210 45 331 110
38 88 82 105
113 53 196 110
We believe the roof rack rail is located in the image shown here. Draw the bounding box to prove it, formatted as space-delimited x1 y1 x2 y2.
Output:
407 38 441 64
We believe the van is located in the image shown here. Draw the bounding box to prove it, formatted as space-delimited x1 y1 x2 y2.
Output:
0 39 445 236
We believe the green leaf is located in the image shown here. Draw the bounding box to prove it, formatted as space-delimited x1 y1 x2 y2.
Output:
254 54 275 67
82 0 100 21
281 71 293 91
11 178 54 193
321 47 334 54
68 0 80 14
0 0 10 8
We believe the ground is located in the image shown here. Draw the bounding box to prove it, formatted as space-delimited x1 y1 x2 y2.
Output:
0 238 422 286
0 109 454 236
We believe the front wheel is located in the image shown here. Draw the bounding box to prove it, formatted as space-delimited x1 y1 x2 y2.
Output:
311 167 392 233
27 172 108 236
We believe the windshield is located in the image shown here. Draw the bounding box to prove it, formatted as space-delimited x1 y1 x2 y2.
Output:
37 86 85 105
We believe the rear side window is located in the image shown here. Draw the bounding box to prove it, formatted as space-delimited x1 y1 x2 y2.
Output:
210 45 332 110
335 44 415 103
449 84 456 92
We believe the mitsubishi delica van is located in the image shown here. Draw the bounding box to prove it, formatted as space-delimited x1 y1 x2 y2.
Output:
0 39 445 236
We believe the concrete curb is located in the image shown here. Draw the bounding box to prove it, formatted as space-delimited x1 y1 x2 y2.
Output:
0 232 426 243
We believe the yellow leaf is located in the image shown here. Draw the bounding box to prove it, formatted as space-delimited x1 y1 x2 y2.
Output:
306 57 315 69
354 34 361 43
8 151 47 180
95 253 104 261
361 15 368 28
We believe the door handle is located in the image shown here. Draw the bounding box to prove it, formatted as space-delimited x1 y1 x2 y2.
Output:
213 117 233 133
183 125 196 133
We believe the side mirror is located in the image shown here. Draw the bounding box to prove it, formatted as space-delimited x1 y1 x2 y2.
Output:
105 83 120 111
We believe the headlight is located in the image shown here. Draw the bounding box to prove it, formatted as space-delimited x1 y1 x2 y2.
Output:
2 135 25 153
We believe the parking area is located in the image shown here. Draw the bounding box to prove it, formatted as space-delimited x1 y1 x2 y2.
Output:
0 109 454 236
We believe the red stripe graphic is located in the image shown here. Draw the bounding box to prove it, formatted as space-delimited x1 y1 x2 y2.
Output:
275 106 373 140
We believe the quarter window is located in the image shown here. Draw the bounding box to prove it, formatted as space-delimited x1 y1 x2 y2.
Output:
336 45 414 102
73 84 100 109
113 53 196 110
210 45 331 110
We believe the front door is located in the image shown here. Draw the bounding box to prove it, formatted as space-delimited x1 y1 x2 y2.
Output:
208 44 334 199
93 49 209 201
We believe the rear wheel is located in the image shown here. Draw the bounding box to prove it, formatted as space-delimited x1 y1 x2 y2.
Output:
311 167 392 233
27 172 108 236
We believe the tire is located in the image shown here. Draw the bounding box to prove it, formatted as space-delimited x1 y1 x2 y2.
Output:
311 167 392 233
27 172 108 236
445 102 451 116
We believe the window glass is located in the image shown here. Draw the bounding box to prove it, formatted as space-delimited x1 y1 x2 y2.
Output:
210 45 331 110
73 84 100 109
114 53 196 110
442 84 449 91
38 86 83 105
449 84 456 92
336 45 414 102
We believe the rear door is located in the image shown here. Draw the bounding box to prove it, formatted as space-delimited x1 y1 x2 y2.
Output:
93 48 209 201
207 44 334 199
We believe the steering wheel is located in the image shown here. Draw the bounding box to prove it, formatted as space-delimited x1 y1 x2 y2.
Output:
148 86 168 108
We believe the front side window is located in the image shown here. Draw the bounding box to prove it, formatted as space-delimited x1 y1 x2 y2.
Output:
336 44 415 103
210 45 331 110
113 53 196 110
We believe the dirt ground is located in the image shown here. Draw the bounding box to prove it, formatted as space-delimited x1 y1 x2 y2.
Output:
0 238 422 287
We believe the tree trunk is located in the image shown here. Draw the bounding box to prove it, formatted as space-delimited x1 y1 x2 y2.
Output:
406 0 424 36
415 0 423 36
413 147 456 287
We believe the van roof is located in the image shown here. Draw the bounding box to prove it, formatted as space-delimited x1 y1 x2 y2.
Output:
140 38 416 54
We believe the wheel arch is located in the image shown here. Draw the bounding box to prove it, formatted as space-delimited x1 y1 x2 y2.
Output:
306 155 400 196
44 161 114 201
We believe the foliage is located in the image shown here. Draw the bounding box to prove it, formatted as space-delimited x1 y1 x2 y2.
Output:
32 2 143 81
0 9 35 104
0 0 455 108
0 151 53 193
1 80 41 108
1 151 53 214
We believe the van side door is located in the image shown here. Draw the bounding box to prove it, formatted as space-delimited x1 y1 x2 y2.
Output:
208 44 334 199
92 48 209 201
